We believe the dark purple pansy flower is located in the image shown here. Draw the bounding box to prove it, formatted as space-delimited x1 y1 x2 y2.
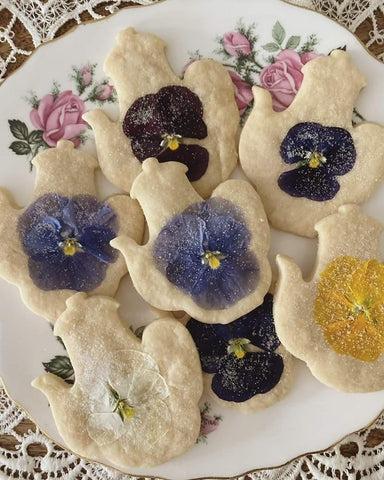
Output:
18 193 117 291
123 85 209 182
278 122 356 201
152 197 259 310
186 294 284 402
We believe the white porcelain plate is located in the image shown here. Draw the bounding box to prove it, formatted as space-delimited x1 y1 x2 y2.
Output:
0 0 384 478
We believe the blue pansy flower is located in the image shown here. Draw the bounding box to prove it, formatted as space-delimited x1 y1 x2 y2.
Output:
186 294 284 402
152 198 259 310
278 122 356 201
18 193 117 291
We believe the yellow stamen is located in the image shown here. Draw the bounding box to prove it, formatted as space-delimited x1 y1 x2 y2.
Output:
168 137 180 151
234 344 246 359
308 151 326 168
118 401 135 421
62 238 78 256
202 251 227 270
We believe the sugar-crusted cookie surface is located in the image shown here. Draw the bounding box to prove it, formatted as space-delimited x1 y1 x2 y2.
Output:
274 205 384 392
112 158 271 324
84 27 239 198
186 294 294 413
32 293 203 468
239 50 384 237
0 140 144 322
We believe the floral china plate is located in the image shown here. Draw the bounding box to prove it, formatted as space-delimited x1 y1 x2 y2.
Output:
0 0 384 478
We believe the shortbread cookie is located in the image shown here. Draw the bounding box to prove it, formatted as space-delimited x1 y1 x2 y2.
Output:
84 27 239 198
0 140 144 322
239 50 384 237
275 205 384 392
33 293 203 468
186 294 294 413
111 158 271 324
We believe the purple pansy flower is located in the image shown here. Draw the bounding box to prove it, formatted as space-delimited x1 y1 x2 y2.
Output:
278 122 356 201
18 193 117 291
123 85 209 182
152 198 259 310
186 294 284 402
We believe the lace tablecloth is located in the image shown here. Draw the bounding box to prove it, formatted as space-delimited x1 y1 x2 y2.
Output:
1 1 384 479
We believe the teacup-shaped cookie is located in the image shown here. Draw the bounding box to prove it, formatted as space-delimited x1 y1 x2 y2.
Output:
33 293 203 468
0 140 144 322
186 293 294 413
275 205 384 391
239 50 384 237
112 158 271 324
84 27 239 198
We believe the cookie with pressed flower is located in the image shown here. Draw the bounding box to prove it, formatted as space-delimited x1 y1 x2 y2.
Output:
186 293 294 413
111 157 271 324
239 50 384 238
83 27 239 198
32 293 203 468
0 140 144 322
275 204 384 392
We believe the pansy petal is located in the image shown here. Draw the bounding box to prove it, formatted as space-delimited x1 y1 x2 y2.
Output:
320 127 356 176
212 351 284 402
278 165 340 201
18 193 65 235
62 198 78 235
158 144 209 182
22 220 63 262
191 252 259 310
166 248 207 292
127 369 169 406
204 214 250 255
280 122 322 164
123 400 171 448
28 253 108 291
71 195 117 232
153 214 205 272
79 226 117 263
186 319 229 372
123 93 164 139
323 316 384 362
157 86 207 139
87 412 125 446
232 294 281 352
130 135 164 162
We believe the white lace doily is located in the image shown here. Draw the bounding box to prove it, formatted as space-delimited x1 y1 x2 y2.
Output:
1 0 384 479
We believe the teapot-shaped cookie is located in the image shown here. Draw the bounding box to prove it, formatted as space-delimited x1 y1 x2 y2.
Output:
112 158 271 324
0 140 144 322
239 50 384 237
274 205 384 391
84 27 239 198
33 293 203 468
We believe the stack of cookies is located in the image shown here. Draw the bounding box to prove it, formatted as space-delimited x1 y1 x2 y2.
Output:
1 27 384 468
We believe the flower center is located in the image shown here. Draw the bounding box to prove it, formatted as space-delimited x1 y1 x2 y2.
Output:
308 151 326 168
201 250 228 270
60 238 81 256
117 400 136 421
160 133 182 151
227 338 251 359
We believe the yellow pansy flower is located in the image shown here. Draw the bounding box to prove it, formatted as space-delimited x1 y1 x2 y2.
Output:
314 256 384 362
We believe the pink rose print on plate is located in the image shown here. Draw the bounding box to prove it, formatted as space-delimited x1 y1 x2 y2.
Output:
228 70 253 115
80 67 92 86
260 49 321 112
30 90 87 147
95 84 114 101
200 414 220 436
223 31 251 57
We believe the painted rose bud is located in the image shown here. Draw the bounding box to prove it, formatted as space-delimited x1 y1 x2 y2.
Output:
240 50 384 237
0 140 144 322
84 28 239 198
111 158 271 324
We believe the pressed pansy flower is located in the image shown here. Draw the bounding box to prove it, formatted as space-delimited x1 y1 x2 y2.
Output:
315 256 384 362
123 86 209 182
153 197 259 310
18 193 117 292
186 294 284 403
87 350 171 447
278 122 356 201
